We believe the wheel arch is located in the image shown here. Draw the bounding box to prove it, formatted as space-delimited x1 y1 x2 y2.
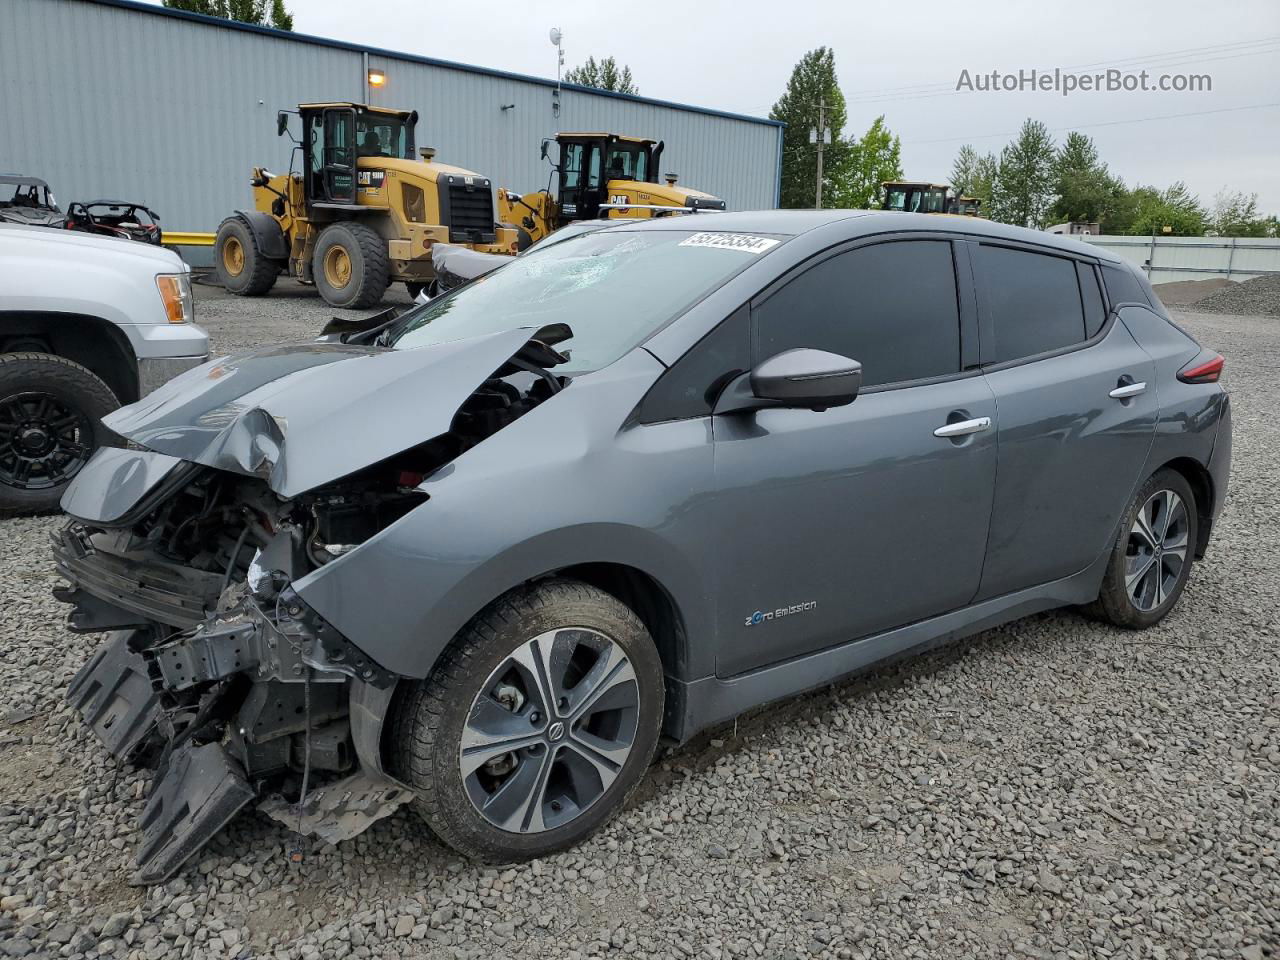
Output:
0 311 136 403
228 210 289 261
373 559 692 772
1156 456 1214 559
554 561 688 675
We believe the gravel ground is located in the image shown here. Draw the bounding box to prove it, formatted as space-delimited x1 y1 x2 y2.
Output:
1 293 1277 960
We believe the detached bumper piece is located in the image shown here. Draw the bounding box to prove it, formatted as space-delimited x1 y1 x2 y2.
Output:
134 742 255 885
52 525 221 630
66 631 162 762
259 771 411 844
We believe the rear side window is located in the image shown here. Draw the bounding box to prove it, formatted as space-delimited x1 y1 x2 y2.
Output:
1078 262 1108 338
976 245 1085 364
1102 263 1150 307
754 240 961 388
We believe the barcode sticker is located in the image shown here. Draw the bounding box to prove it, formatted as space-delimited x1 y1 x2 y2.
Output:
678 233 780 254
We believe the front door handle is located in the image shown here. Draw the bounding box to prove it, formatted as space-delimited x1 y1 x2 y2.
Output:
1109 381 1147 399
934 416 992 438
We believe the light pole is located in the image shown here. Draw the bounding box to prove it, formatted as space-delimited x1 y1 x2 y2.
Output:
550 27 564 117
809 97 830 209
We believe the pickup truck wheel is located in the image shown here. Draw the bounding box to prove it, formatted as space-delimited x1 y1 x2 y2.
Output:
215 217 278 296
312 223 389 309
0 353 119 515
392 579 664 862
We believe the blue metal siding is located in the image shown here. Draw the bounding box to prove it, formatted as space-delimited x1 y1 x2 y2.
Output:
0 0 781 235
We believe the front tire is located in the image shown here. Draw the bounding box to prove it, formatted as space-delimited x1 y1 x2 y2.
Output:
312 223 389 309
0 353 119 515
1087 468 1198 628
214 217 278 296
392 579 664 862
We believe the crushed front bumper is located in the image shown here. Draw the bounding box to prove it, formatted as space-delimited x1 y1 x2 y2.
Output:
60 552 411 884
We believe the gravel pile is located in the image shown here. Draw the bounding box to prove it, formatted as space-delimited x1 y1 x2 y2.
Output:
1 298 1276 959
1151 278 1231 307
1191 274 1280 318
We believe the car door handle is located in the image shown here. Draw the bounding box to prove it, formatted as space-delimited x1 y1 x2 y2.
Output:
1109 381 1147 399
933 416 992 438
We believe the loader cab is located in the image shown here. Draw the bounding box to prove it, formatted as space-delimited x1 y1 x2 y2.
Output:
552 133 664 223
294 103 417 207
881 181 950 215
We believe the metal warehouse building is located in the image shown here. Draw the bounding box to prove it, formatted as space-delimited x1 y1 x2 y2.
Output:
0 0 782 245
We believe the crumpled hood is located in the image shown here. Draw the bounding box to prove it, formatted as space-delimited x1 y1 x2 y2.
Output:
103 327 545 497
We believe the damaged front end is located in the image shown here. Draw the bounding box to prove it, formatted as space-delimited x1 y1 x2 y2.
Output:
56 327 570 883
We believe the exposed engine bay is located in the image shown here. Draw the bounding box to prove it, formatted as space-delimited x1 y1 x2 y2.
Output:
56 330 569 883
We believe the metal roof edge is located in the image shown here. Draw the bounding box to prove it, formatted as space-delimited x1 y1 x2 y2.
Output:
78 0 785 128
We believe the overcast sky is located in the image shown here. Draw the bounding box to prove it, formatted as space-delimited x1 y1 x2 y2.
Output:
169 0 1280 212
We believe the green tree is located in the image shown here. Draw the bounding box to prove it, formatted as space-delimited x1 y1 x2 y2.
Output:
1210 189 1269 237
950 145 978 196
563 56 639 94
163 0 293 29
1124 181 1206 236
835 115 902 209
1049 131 1118 225
949 144 997 211
769 47 850 208
987 119 1056 228
267 0 292 30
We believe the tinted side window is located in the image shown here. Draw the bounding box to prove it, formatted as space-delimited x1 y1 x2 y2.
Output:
638 307 749 423
1102 262 1150 307
977 245 1085 363
1078 262 1107 338
755 240 960 388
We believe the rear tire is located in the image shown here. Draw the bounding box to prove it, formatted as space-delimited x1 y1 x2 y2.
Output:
1086 468 1198 629
214 217 278 296
312 222 389 309
0 353 119 515
391 579 664 862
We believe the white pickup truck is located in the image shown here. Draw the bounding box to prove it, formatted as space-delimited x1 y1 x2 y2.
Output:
0 224 209 513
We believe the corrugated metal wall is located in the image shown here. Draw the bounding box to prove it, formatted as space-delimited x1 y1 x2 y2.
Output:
0 0 781 239
1081 235 1280 283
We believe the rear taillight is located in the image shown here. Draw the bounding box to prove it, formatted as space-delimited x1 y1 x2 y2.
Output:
1177 353 1224 384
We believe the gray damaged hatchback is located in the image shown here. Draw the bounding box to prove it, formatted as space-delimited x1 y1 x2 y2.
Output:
55 211 1231 882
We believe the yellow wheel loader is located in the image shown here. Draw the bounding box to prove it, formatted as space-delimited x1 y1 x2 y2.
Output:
496 133 726 250
880 181 984 217
215 103 517 308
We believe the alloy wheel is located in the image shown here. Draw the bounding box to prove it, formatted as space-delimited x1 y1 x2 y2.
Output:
1126 489 1189 611
0 391 93 490
459 628 640 834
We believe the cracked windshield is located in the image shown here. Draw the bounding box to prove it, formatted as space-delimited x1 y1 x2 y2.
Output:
386 230 781 373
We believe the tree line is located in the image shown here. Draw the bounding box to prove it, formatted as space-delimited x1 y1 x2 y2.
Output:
771 48 1276 237
950 120 1278 237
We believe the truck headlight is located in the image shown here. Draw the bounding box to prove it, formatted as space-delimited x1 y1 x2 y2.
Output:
156 273 194 324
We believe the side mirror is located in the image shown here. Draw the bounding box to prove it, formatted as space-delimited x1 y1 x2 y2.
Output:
276 111 289 137
715 348 862 415
540 139 550 161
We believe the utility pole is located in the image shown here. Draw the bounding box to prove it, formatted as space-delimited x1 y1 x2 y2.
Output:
809 97 829 209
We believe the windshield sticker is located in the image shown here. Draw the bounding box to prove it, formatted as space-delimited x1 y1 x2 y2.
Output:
678 233 780 254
